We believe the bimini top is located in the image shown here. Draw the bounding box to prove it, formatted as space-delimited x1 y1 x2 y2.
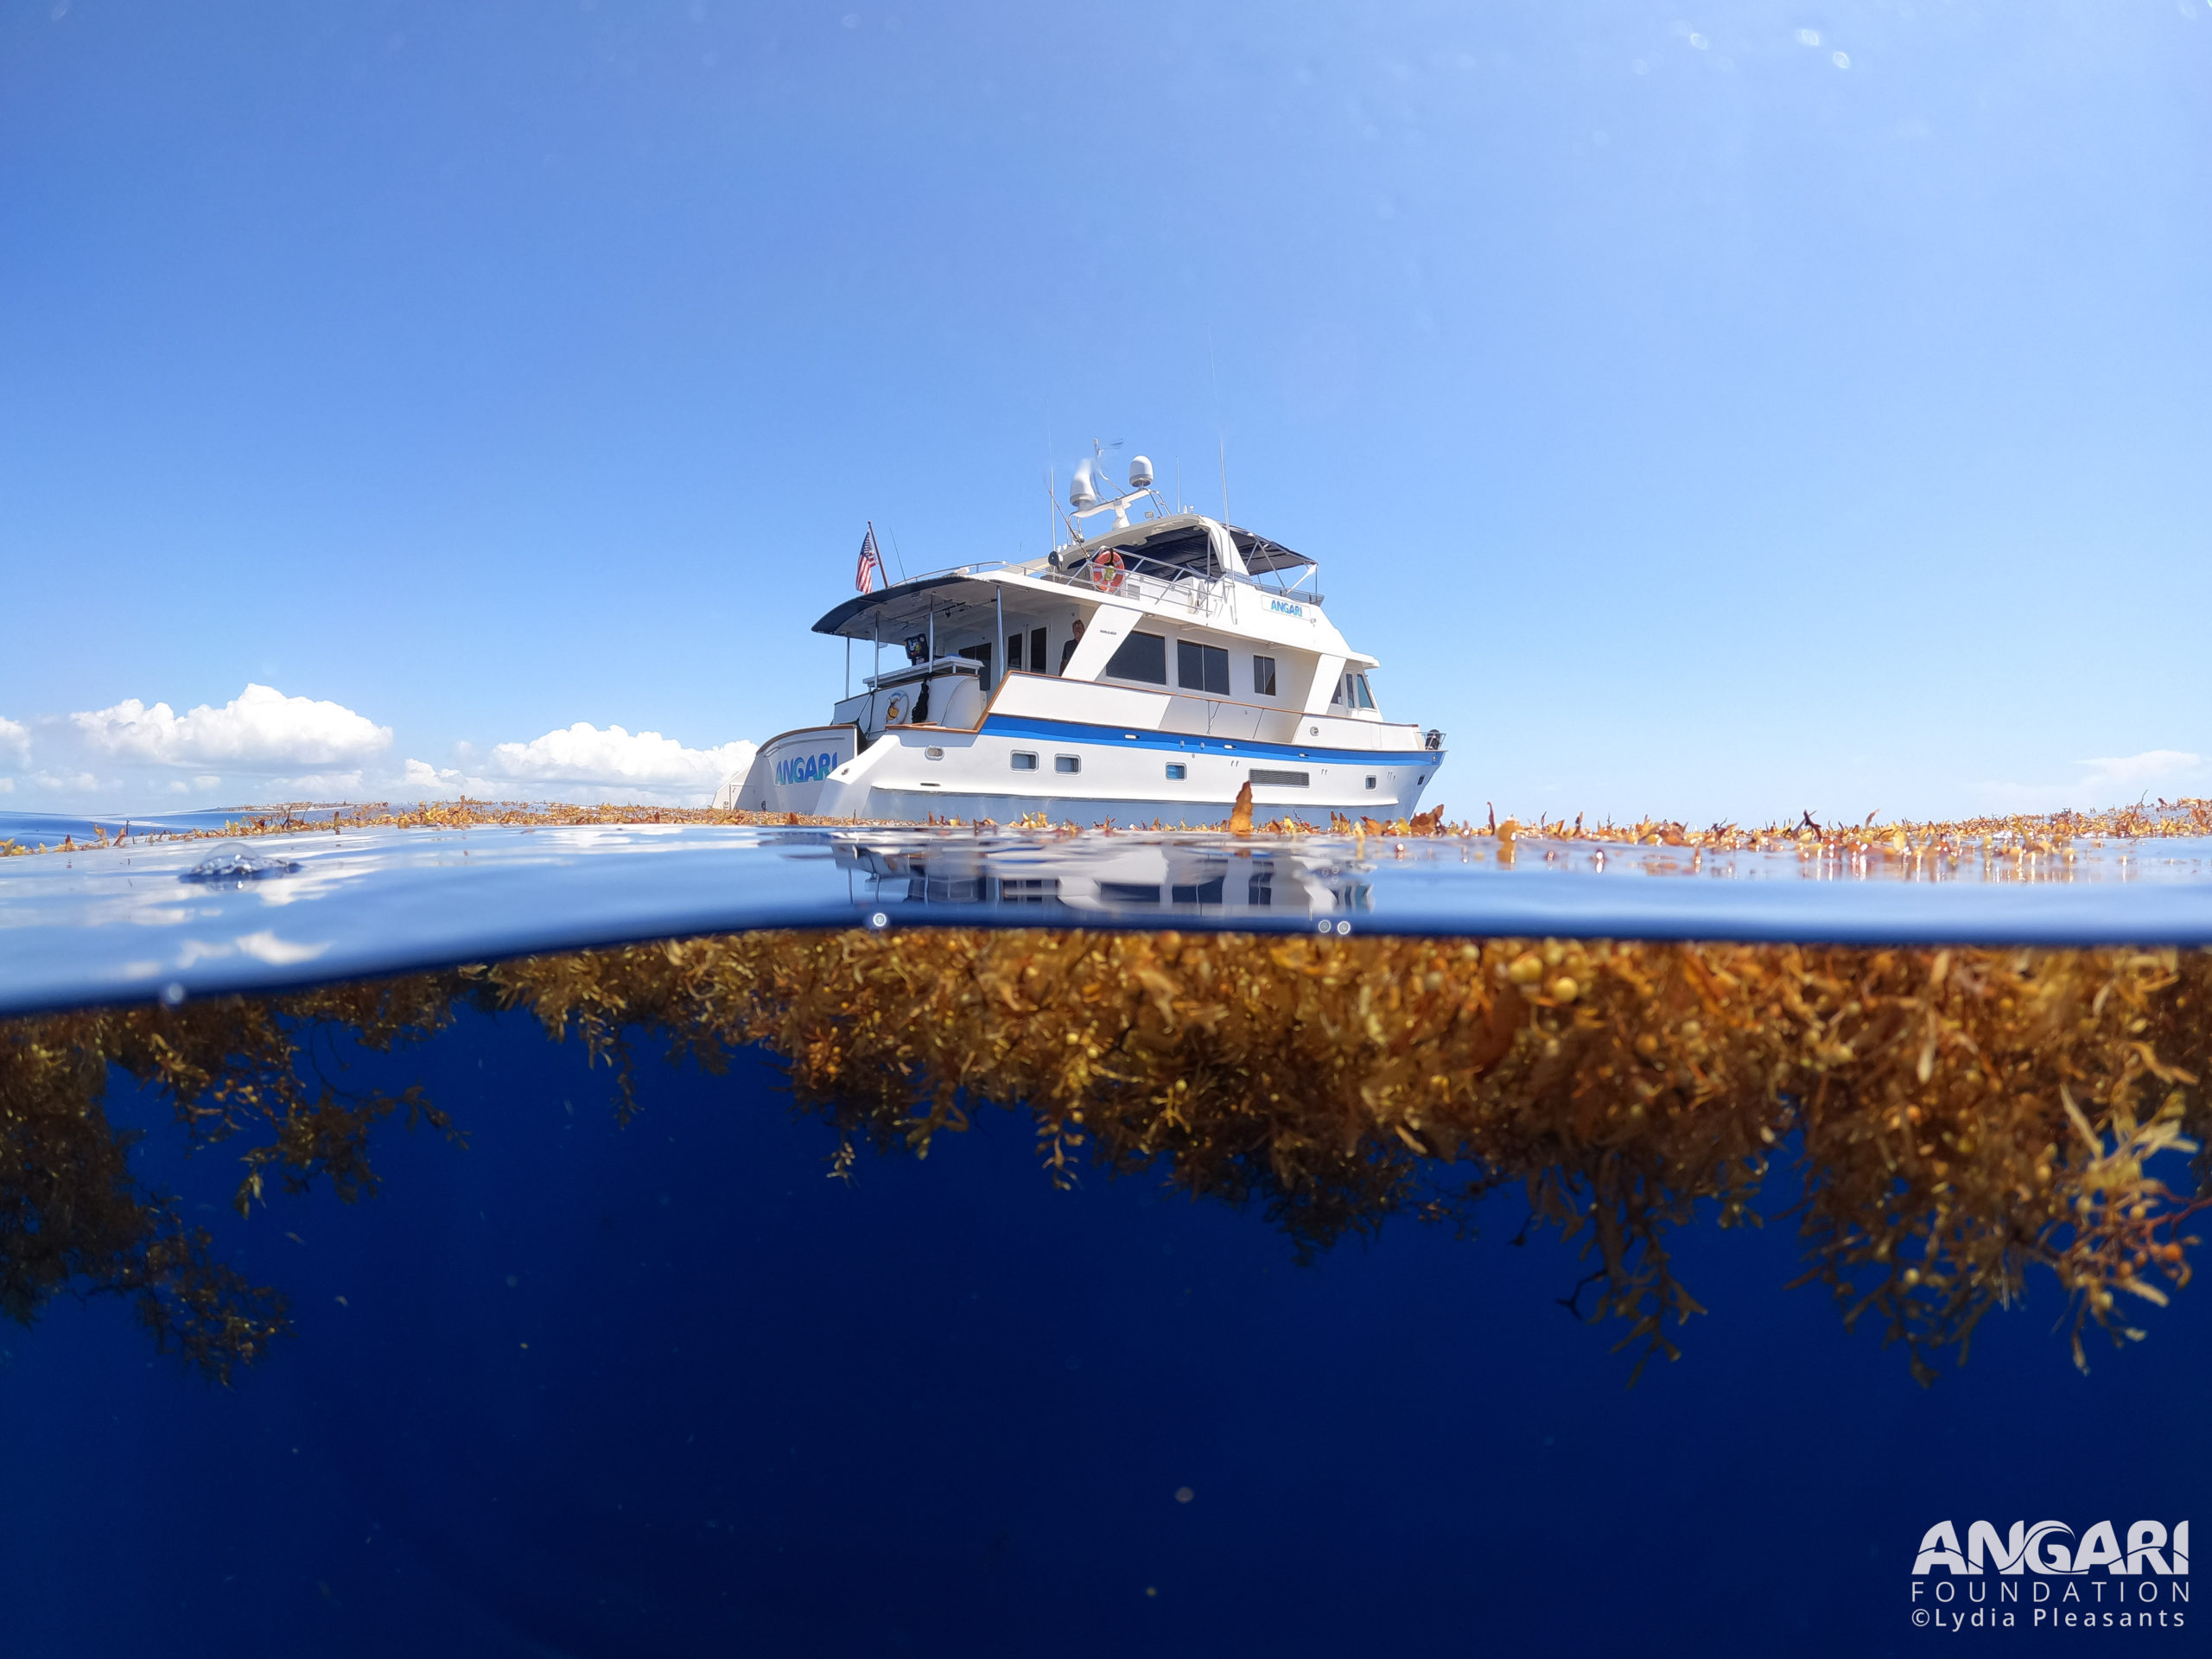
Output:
1225 526 1314 578
1056 514 1316 582
810 569 1001 639
809 516 1319 640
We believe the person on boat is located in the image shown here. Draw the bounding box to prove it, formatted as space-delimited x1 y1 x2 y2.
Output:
1058 619 1084 674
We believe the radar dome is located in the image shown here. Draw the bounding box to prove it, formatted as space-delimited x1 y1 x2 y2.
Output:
1128 454 1154 488
1069 459 1099 508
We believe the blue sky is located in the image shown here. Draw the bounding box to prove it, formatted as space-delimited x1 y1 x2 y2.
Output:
3 0 2208 819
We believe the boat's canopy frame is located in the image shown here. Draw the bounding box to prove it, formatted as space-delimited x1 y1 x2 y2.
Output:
810 514 1319 643
811 570 997 642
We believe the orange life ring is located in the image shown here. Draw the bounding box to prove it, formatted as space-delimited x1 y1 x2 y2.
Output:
1089 549 1126 594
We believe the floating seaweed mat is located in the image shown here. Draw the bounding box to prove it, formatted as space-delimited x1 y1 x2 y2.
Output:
3 932 2205 1385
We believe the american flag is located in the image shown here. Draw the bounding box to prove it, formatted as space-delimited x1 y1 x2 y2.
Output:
855 523 886 593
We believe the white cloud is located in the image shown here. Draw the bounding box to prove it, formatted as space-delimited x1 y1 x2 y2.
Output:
486 723 753 791
2075 750 2203 798
27 769 102 795
3 686 754 811
1979 749 2208 812
399 725 756 806
70 683 391 770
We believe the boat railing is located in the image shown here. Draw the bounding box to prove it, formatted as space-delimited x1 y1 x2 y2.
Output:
1037 550 1324 613
1253 563 1325 606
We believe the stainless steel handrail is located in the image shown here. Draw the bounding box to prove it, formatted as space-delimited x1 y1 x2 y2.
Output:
1037 550 1325 613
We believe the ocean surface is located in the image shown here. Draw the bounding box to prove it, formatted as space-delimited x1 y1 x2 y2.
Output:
3 810 2208 1656
4 814 2211 1017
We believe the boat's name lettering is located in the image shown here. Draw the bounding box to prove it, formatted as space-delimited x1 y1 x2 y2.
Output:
1268 599 1305 618
775 751 840 786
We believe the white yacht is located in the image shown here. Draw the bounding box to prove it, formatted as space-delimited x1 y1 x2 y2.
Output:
730 454 1445 825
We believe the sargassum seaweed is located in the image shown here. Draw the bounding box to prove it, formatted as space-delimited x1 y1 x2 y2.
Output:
3 932 2206 1384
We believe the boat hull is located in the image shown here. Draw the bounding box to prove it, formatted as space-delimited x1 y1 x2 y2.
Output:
732 725 861 816
817 715 1444 825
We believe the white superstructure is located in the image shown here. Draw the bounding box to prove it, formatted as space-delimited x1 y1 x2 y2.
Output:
734 458 1446 825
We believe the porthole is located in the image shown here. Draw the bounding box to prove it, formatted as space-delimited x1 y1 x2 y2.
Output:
925 747 944 760
1054 755 1081 774
1365 776 1376 790
1010 752 1038 771
1165 762 1187 780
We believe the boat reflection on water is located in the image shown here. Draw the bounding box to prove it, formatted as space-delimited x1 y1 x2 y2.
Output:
830 833 1374 924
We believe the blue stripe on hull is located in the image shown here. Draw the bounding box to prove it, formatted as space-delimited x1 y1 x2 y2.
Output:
979 714 1444 768
868 794 1412 827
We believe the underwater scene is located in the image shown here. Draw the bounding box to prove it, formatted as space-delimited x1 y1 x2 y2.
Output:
10 3 2210 1653
4 804 2209 1655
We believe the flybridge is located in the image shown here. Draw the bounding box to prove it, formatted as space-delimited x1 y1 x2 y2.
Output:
731 444 1446 824
807 517 1324 643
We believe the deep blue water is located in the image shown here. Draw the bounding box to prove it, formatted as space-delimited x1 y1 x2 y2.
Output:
3 1003 2202 1656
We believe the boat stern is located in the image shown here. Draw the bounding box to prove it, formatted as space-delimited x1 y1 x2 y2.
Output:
731 726 861 816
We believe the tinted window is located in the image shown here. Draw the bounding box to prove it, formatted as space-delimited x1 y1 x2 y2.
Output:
1249 769 1309 787
1031 626 1049 675
1103 631 1167 683
1006 632 1024 672
1252 655 1276 696
1053 754 1080 773
1354 674 1376 709
1164 762 1186 780
1010 752 1038 771
1330 675 1344 705
1176 640 1230 695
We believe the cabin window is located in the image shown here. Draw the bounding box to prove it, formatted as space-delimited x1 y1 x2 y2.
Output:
1103 631 1167 684
1101 882 1160 905
1365 776 1376 790
1330 676 1345 706
1177 640 1230 696
1247 873 1274 906
1031 626 1049 676
1010 752 1038 771
1353 674 1377 710
997 877 1058 903
1171 877 1225 905
1165 762 1187 780
1252 656 1277 696
1006 632 1024 673
1054 754 1081 773
957 643 992 688
1250 769 1309 787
